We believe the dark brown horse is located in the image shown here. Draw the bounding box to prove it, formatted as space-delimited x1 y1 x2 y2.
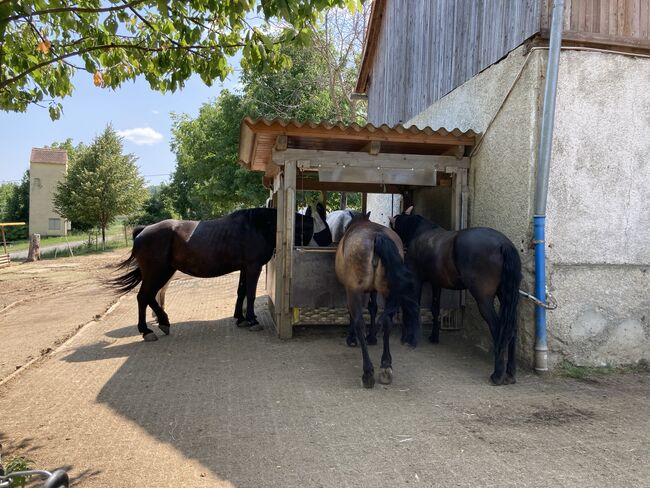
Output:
335 213 419 388
112 208 314 341
390 207 522 385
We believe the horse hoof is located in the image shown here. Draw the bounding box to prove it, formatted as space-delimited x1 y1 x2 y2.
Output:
503 374 516 385
490 373 507 386
143 332 158 342
346 336 357 347
378 367 393 385
248 324 263 331
236 319 250 328
366 335 377 346
362 374 375 389
158 324 170 335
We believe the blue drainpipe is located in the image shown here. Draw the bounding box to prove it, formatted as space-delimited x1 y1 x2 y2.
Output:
534 0 565 372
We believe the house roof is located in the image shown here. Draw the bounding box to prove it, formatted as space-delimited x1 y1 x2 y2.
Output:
355 0 386 95
238 117 477 174
30 148 68 165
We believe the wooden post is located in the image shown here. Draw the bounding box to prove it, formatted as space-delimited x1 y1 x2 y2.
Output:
27 233 41 262
279 160 296 339
1 227 6 255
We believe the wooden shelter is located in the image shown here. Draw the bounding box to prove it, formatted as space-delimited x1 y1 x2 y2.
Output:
239 117 476 339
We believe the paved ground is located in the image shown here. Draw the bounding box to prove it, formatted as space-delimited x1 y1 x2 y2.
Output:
1 268 650 487
8 235 120 260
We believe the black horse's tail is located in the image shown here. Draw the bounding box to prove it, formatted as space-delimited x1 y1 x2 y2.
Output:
110 225 146 293
497 244 522 350
373 233 420 346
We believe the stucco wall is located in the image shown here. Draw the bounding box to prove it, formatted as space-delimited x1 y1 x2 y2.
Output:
546 50 650 366
29 161 67 237
406 45 541 366
401 46 650 368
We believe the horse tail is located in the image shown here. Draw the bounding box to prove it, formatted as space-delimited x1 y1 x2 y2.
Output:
110 225 146 292
373 233 420 345
497 243 522 350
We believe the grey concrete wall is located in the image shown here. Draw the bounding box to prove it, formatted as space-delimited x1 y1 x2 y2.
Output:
545 50 650 366
404 46 650 368
407 45 541 366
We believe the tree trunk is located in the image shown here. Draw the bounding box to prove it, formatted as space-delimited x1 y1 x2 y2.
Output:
101 226 106 250
27 233 41 262
340 192 347 210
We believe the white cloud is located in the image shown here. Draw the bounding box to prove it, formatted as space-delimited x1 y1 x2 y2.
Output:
117 127 163 145
151 109 160 115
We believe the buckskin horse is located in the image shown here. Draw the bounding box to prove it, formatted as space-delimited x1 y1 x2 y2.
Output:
390 207 522 385
335 212 419 388
112 208 315 341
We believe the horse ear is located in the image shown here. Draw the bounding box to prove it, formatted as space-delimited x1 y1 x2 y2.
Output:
389 216 396 228
305 205 312 217
365 211 371 219
404 206 414 215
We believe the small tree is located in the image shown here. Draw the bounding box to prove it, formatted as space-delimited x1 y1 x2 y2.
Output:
4 170 30 223
54 125 146 246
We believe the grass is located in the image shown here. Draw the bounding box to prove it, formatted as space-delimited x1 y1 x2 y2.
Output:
39 237 132 260
5 221 127 253
559 359 650 379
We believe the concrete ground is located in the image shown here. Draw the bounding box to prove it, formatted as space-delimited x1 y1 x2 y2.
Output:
1 272 650 487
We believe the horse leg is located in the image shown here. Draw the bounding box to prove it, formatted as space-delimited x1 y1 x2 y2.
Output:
429 285 442 344
149 269 175 335
366 291 378 345
475 294 507 385
505 325 517 385
348 290 374 388
244 265 263 331
137 268 174 341
378 298 398 385
234 271 248 326
346 313 357 347
401 279 421 345
152 279 170 322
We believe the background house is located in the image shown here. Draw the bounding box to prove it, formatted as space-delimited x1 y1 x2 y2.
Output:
29 148 69 237
356 0 650 368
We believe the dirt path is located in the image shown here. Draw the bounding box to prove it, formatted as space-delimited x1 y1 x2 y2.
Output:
0 251 128 381
1 266 650 487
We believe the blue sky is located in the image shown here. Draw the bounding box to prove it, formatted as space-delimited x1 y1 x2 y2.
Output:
0 67 241 187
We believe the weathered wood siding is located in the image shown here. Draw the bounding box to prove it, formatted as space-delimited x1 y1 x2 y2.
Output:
541 0 650 49
367 0 541 126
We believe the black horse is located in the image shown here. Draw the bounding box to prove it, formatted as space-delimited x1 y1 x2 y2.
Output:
390 207 522 385
112 208 315 341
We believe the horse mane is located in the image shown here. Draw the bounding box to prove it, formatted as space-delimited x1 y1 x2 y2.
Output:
395 214 437 246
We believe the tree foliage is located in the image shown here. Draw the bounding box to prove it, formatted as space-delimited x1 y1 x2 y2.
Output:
3 170 30 223
130 183 178 225
0 0 362 119
168 10 367 218
169 90 267 218
53 125 146 244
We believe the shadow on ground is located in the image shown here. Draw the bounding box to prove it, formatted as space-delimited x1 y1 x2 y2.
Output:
56 299 650 488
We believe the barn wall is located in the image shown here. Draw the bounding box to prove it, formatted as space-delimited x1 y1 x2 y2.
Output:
405 46 650 368
407 45 542 366
545 50 650 366
367 0 541 126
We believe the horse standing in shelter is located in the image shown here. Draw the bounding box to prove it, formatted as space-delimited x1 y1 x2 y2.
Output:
111 208 316 341
390 207 522 385
335 212 419 388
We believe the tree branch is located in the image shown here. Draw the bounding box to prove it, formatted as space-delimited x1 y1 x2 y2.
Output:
2 0 149 23
0 41 245 90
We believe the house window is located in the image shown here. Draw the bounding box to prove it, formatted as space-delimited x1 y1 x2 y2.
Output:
48 218 61 230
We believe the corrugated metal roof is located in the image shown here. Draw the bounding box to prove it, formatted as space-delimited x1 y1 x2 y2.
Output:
30 147 68 164
239 117 477 173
